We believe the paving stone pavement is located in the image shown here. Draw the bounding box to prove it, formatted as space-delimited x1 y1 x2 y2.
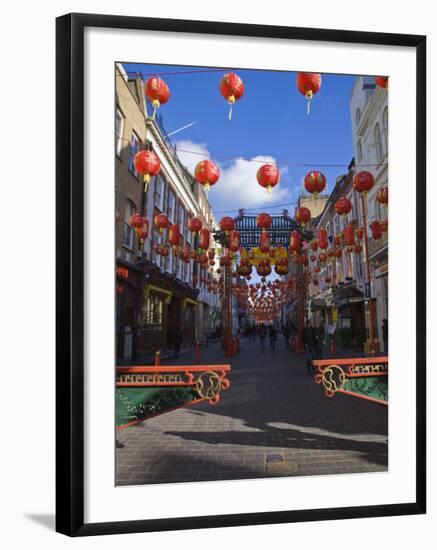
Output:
116 338 388 486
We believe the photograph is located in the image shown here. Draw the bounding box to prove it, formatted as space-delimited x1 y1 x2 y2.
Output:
114 63 389 486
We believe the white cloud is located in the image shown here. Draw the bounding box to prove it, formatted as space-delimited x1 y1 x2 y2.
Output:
210 155 293 212
174 139 210 174
173 141 294 213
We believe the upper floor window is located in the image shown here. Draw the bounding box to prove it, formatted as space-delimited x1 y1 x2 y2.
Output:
154 175 165 211
374 123 384 162
115 108 124 158
355 108 361 126
357 139 363 163
383 107 388 150
128 132 140 177
122 200 135 250
167 190 176 223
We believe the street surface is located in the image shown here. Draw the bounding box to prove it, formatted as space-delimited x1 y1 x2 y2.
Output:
116 338 388 485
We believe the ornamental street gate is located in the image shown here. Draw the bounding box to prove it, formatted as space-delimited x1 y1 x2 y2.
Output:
213 212 314 354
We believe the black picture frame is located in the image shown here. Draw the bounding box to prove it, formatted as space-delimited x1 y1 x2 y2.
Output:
56 12 426 537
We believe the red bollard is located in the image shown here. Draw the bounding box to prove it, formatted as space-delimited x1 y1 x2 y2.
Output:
195 342 201 364
329 337 336 355
155 350 161 366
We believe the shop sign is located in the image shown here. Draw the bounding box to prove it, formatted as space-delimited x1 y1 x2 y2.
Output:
116 266 129 280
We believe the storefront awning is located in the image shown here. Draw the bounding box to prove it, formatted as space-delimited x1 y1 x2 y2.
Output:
310 298 327 311
333 285 364 307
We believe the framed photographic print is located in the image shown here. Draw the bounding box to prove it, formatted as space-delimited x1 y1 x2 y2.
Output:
56 13 426 536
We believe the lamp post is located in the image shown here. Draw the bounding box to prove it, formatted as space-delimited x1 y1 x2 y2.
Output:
353 171 376 355
360 192 376 354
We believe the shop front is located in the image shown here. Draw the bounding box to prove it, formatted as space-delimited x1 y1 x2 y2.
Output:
333 285 367 350
116 261 144 361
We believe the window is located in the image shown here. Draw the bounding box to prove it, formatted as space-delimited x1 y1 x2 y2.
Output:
374 123 383 162
357 139 363 163
355 108 361 126
375 194 387 221
128 132 140 177
334 215 340 236
154 175 165 211
115 108 124 158
141 293 163 326
152 229 163 268
383 107 388 150
122 200 135 250
167 190 175 223
177 203 185 233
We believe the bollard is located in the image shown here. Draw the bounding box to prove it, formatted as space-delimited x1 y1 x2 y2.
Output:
154 350 161 366
195 341 201 364
329 337 336 355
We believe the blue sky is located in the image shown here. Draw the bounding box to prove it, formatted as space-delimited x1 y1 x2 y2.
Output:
123 63 356 218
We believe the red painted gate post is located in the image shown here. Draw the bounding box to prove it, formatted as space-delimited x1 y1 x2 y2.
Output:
195 341 201 364
155 350 161 366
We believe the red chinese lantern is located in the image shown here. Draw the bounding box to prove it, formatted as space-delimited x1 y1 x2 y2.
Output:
370 221 382 240
154 213 169 233
354 244 363 254
257 164 280 196
260 231 270 254
219 72 244 120
187 217 202 234
135 221 149 247
380 220 388 233
256 212 273 231
377 186 388 205
229 230 240 252
296 72 322 114
129 212 145 229
167 223 180 247
304 170 326 197
220 255 232 267
299 254 309 267
355 228 364 240
333 247 342 258
145 77 170 116
319 252 327 264
335 197 352 217
317 228 328 250
314 266 321 274
310 239 318 251
353 171 375 194
343 224 355 249
198 228 210 250
219 216 235 232
375 76 388 89
181 247 191 263
295 206 311 227
310 254 316 262
194 160 220 192
289 230 301 255
208 249 215 261
134 149 161 191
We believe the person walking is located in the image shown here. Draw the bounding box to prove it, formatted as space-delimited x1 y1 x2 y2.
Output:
172 326 183 358
258 323 267 351
382 319 388 355
269 325 277 350
282 323 291 349
316 322 325 359
302 321 317 374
